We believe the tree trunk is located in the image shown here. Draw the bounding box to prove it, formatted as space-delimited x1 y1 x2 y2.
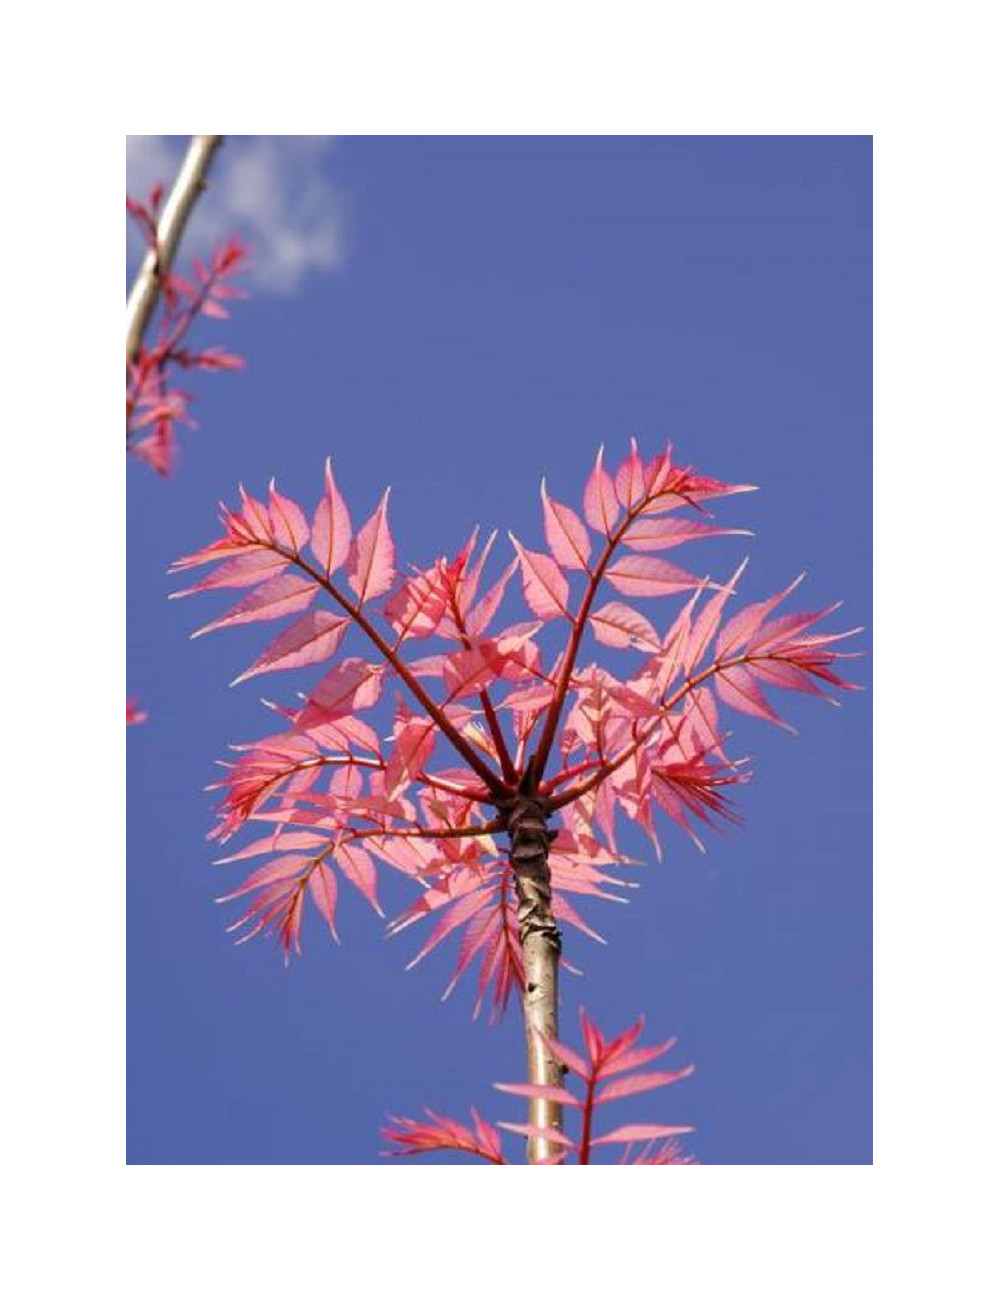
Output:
126 135 224 364
505 790 563 1164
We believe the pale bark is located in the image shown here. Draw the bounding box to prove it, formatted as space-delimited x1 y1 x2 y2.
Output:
126 135 224 364
504 789 563 1164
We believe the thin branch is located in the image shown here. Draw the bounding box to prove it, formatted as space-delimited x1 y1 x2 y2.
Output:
447 587 518 784
547 652 756 810
126 135 224 365
532 508 635 778
286 550 509 797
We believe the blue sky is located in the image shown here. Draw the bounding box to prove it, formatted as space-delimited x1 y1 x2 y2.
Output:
127 135 871 1165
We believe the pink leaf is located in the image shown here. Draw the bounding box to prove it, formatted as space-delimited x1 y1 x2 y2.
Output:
385 713 438 797
216 854 310 903
510 536 569 620
496 1122 575 1148
595 1066 695 1105
592 1123 694 1145
493 1082 581 1107
541 1034 590 1079
715 663 785 726
541 480 592 570
347 489 396 604
170 549 290 596
715 573 805 657
614 438 645 511
623 517 750 552
268 480 310 553
296 659 384 731
605 555 703 598
230 611 350 685
465 560 518 638
583 445 620 536
334 843 383 915
384 563 449 640
442 647 495 700
310 458 353 577
600 1038 678 1077
191 574 318 638
307 862 339 939
589 601 661 652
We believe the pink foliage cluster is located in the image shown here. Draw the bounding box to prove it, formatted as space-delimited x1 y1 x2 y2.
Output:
170 440 859 1000
126 185 247 476
383 1009 697 1164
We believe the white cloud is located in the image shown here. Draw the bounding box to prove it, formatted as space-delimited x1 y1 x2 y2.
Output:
126 136 344 293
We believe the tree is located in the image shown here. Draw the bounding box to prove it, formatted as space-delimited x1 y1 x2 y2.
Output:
126 136 246 478
127 135 246 722
170 440 857 1163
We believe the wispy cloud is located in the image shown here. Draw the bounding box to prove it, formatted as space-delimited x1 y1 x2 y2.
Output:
126 136 344 293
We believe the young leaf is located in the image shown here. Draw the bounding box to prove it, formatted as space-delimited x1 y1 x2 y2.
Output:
296 659 384 731
605 555 703 598
623 517 751 552
510 536 569 620
268 480 310 554
583 445 620 536
541 479 592 571
310 458 353 577
589 601 661 652
191 574 318 638
347 489 396 604
230 611 350 686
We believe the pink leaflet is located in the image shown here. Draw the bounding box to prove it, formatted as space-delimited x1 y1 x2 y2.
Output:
384 562 449 640
751 657 829 696
385 712 438 798
594 1066 695 1105
442 647 495 700
592 1123 694 1145
213 830 331 863
454 529 491 614
237 485 275 545
541 480 592 571
745 604 842 655
589 601 661 652
465 559 518 639
296 659 384 731
215 854 311 903
714 663 785 726
541 1035 590 1079
347 489 396 604
190 573 318 638
399 880 497 970
229 610 350 685
310 458 353 577
714 573 805 657
682 564 745 675
510 537 569 620
170 548 290 596
268 480 310 553
333 842 383 915
623 516 750 552
496 1121 575 1149
307 862 339 939
493 1082 581 1107
614 438 646 511
582 445 620 536
605 555 703 598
